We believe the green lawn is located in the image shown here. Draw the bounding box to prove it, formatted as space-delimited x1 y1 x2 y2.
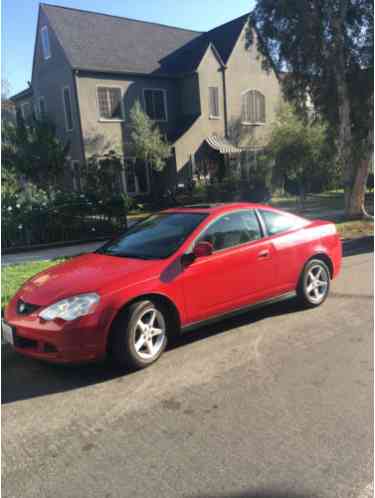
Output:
336 219 374 240
2 259 64 310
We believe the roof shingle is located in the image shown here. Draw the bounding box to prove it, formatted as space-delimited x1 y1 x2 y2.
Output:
41 4 249 76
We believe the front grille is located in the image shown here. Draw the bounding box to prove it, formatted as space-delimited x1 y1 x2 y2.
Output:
16 299 39 316
14 335 38 349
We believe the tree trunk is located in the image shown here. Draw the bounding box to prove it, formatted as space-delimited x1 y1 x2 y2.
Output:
330 0 369 219
345 158 370 218
345 92 374 219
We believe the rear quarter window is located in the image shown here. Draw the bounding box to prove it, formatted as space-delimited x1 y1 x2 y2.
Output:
259 209 304 236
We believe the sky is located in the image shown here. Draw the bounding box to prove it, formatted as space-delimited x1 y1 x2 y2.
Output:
2 0 255 97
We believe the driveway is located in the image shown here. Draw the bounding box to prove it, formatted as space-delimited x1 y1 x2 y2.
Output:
2 246 373 498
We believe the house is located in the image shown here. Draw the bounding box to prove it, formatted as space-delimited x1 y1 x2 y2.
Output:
11 3 282 196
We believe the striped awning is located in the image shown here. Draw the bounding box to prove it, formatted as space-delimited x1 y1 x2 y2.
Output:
206 136 241 154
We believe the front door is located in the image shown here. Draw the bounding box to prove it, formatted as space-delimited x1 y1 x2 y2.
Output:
181 209 278 325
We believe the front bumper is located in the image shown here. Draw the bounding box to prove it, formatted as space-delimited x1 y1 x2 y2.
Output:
3 305 114 364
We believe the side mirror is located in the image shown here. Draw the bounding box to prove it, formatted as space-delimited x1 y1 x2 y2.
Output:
193 241 213 258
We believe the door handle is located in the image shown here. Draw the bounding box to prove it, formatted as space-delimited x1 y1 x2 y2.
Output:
257 249 270 259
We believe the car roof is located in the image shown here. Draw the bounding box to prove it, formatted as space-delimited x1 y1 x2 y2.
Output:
164 202 270 215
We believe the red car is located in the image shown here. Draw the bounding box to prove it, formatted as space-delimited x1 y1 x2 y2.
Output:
3 203 342 369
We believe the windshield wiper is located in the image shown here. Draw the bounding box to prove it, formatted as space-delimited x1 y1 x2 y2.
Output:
99 251 155 260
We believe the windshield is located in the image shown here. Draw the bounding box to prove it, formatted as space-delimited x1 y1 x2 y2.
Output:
97 212 207 259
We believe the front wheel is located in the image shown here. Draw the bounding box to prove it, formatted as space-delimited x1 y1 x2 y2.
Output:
297 259 330 308
110 300 168 370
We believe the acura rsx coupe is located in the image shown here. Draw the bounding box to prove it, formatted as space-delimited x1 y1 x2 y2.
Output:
3 203 342 369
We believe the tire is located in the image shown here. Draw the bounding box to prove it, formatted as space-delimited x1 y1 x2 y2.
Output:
297 259 331 308
110 300 168 370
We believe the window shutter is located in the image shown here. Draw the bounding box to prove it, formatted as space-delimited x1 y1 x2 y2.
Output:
242 90 265 124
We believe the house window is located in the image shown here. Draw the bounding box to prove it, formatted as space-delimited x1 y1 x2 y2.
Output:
62 86 74 131
208 86 219 118
143 89 167 121
123 158 150 195
39 97 46 119
242 90 266 124
97 87 123 120
20 102 31 120
71 160 81 191
41 26 51 60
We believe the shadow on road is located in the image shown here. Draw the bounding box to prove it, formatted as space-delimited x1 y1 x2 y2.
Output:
2 296 303 405
190 491 316 498
342 236 373 258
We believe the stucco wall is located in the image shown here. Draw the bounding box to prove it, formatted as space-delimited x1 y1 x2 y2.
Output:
32 9 84 161
174 46 226 172
75 73 180 159
225 23 282 147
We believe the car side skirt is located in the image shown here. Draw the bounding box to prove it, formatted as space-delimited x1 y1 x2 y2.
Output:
181 291 296 334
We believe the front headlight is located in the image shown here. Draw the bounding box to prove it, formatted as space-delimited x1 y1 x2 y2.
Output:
39 293 100 322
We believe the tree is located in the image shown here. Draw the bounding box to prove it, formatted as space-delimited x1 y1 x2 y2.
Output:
268 103 337 205
1 79 15 115
2 115 70 196
129 101 171 173
249 0 373 218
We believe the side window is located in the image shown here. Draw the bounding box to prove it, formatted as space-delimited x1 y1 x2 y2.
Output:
259 210 296 236
198 210 262 252
41 26 51 60
208 86 219 118
63 87 74 131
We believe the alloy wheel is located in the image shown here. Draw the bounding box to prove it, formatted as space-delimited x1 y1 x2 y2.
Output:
133 308 166 360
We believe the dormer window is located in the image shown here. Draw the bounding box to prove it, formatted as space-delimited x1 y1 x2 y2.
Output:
41 26 51 60
242 90 266 125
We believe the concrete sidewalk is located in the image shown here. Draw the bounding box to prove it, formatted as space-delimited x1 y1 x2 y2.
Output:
2 240 106 266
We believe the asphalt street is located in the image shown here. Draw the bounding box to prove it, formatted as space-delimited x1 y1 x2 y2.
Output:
2 244 373 498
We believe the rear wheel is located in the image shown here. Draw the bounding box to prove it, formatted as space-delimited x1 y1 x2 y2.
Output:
110 300 168 370
297 259 330 308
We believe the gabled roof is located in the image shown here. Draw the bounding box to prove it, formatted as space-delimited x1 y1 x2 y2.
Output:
40 4 249 76
41 3 202 75
10 86 33 102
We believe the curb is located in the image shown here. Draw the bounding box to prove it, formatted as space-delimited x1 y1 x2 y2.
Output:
342 236 374 256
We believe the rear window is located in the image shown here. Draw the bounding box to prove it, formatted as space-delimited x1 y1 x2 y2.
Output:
259 209 300 236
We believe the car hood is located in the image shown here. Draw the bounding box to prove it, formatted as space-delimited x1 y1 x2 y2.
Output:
16 253 158 307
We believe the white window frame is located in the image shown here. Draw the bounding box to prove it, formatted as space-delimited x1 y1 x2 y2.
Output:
96 85 124 122
208 86 220 119
38 96 46 119
62 86 74 132
142 88 168 122
122 157 151 196
241 88 266 126
41 26 51 60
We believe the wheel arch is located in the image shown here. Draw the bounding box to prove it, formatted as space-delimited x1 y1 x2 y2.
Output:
106 293 181 354
305 252 334 279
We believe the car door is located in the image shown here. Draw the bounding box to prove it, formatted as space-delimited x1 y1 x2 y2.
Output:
181 209 279 325
257 208 307 289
